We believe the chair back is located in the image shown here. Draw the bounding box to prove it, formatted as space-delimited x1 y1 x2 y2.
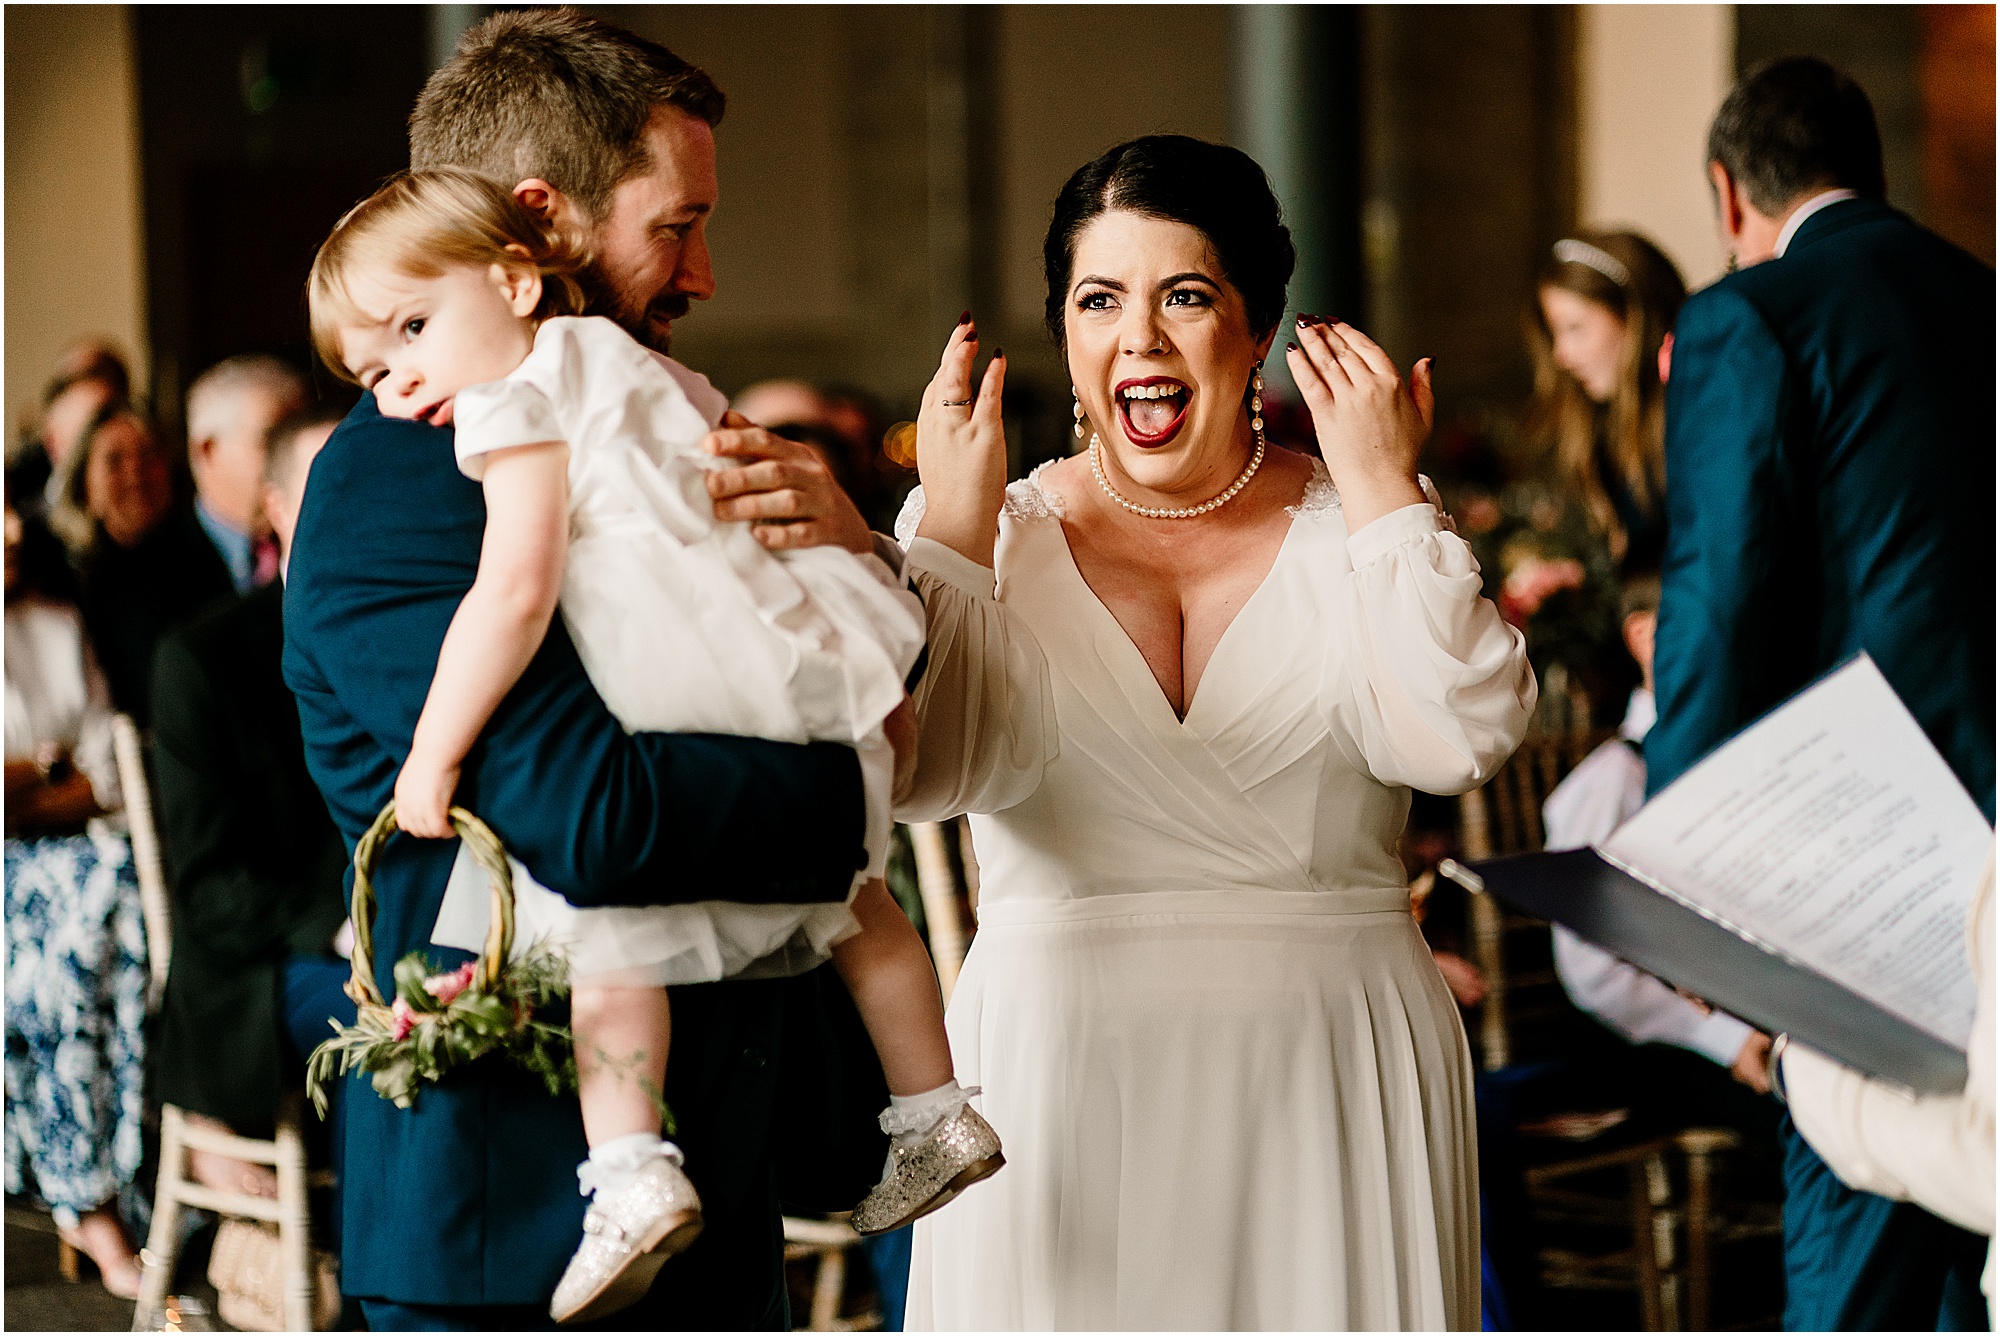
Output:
1458 727 1613 1069
111 713 171 1012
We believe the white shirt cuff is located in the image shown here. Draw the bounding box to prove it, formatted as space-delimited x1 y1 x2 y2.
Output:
1688 1011 1757 1068
870 531 908 581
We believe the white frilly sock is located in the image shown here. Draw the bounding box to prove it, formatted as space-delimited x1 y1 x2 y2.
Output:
878 1079 978 1147
576 1132 683 1199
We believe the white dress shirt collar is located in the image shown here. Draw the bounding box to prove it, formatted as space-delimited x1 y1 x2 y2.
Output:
1774 188 1861 258
1620 687 1656 743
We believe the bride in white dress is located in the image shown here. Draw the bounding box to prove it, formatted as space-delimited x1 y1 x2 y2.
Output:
891 136 1535 1330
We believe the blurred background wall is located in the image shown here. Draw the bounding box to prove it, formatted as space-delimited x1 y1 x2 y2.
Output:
6 6 150 444
6 3 1991 473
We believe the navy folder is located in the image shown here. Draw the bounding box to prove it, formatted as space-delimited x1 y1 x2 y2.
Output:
1443 848 1970 1095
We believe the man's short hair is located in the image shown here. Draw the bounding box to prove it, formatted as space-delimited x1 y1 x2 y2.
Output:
1620 572 1663 623
1707 57 1886 216
263 405 345 495
186 355 308 449
409 10 724 222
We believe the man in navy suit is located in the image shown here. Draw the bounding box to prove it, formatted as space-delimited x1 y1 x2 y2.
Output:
287 12 900 1329
1648 58 1994 1330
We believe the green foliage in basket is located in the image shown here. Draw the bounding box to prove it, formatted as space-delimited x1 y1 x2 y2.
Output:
306 943 576 1115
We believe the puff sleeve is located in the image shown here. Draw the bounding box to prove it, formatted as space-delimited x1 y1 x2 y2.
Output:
893 491 1056 821
1333 500 1536 794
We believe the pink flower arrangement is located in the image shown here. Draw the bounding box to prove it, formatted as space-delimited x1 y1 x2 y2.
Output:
424 961 478 1006
390 996 418 1041
1500 556 1586 626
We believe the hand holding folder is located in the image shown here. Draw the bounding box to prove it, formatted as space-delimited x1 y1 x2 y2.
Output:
1443 656 1991 1095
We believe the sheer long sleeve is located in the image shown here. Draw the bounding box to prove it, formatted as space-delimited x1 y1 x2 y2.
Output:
1334 502 1536 794
1783 855 1995 1240
895 525 1056 822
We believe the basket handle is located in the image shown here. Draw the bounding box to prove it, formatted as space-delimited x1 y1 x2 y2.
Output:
345 802 515 1009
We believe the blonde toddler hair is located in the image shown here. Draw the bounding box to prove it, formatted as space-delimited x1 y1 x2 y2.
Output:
309 167 587 382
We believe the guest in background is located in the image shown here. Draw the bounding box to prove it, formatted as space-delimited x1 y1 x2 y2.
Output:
3 490 147 1299
184 356 307 594
1781 851 1995 1325
8 367 126 520
1650 56 1994 1330
150 407 353 1196
1526 230 1684 574
821 383 904 532
1544 574 1773 1092
732 378 832 435
52 407 234 723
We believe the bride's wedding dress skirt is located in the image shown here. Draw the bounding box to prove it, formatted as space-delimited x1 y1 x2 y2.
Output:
911 889 1477 1331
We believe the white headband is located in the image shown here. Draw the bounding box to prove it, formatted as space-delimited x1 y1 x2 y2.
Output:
1553 239 1630 288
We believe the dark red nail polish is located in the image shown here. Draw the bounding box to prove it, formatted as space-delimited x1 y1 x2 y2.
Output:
958 310 971 326
1286 341 1299 351
993 346 1004 358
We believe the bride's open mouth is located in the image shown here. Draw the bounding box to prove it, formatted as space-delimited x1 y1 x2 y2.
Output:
1116 377 1190 447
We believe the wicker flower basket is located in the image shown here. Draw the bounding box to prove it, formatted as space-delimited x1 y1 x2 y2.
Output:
306 802 575 1113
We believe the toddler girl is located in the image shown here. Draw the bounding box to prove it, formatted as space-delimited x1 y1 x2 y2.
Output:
307 169 1000 1325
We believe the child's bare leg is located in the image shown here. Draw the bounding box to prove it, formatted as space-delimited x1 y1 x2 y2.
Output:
551 980 703 1324
831 879 955 1096
571 983 671 1145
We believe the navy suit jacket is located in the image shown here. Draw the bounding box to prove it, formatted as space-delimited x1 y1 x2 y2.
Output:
1648 197 1995 819
284 395 886 1318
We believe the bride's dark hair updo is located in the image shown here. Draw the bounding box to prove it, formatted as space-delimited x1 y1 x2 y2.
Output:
1044 135 1296 348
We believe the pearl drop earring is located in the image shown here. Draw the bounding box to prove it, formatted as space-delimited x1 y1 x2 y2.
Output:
1250 369 1266 449
1072 390 1086 439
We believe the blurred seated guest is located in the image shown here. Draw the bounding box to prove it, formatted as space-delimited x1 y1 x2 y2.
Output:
51 407 233 724
1544 574 1772 1091
47 337 132 402
7 357 128 518
1526 231 1685 574
732 377 832 435
2 491 147 1299
151 407 354 1195
1781 850 1995 1322
822 383 904 532
184 356 307 594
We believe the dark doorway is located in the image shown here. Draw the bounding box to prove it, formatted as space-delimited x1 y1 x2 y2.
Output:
133 6 428 434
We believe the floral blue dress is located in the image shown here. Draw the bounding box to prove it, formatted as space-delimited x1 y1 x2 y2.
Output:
4 830 148 1221
3 597 148 1225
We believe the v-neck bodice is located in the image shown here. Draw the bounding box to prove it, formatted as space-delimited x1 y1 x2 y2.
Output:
896 459 1537 916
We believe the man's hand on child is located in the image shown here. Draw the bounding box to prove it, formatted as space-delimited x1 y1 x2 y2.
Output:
703 411 874 555
395 755 461 839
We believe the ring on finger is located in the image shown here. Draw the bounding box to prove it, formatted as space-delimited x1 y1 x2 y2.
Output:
939 398 973 407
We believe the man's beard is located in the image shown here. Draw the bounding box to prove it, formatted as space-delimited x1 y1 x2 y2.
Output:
577 265 689 357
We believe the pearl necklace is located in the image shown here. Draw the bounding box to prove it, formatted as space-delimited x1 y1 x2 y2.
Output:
1088 432 1266 520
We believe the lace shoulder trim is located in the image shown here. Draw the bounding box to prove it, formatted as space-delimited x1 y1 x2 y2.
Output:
1285 459 1458 533
1002 460 1066 523
893 460 1066 547
893 485 926 547
1288 458 1342 518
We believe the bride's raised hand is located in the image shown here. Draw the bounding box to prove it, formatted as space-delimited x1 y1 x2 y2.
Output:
1286 317 1432 532
913 314 1008 569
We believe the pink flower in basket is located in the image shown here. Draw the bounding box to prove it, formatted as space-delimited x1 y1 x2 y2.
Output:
390 996 418 1041
424 961 479 1006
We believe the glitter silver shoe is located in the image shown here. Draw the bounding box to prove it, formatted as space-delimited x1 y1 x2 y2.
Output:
550 1156 705 1325
850 1104 1004 1236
